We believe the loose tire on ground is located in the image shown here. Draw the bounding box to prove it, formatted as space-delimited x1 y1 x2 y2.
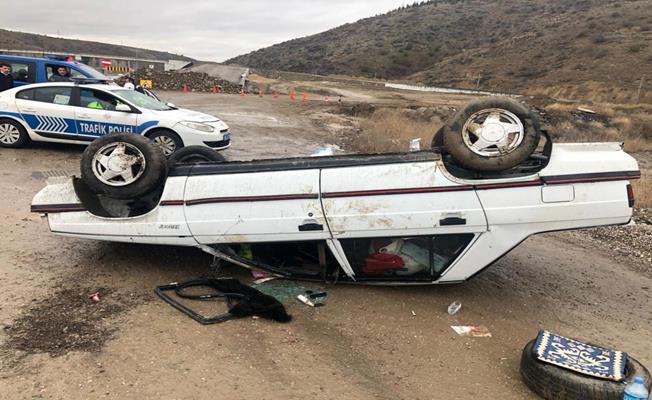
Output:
0 118 30 148
443 97 541 171
167 145 225 166
148 129 184 157
520 339 651 400
81 133 167 200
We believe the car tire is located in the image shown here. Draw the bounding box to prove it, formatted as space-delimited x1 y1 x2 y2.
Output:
81 133 167 200
443 97 541 171
520 339 651 400
0 118 30 148
430 126 445 153
148 129 184 157
167 145 225 166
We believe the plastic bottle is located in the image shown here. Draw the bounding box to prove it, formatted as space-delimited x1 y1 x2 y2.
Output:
624 376 649 400
447 300 462 315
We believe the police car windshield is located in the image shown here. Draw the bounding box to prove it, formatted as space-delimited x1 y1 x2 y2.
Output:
75 64 108 79
113 90 171 111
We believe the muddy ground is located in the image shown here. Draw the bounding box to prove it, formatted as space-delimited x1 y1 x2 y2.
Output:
0 91 650 400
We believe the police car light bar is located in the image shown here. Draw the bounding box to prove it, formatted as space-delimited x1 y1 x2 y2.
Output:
70 77 111 85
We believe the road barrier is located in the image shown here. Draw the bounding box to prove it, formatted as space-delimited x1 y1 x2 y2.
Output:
384 83 516 97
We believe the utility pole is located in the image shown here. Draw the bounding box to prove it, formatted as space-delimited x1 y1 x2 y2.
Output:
634 76 645 104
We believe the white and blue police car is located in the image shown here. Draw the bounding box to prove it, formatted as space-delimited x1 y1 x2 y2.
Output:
0 81 231 156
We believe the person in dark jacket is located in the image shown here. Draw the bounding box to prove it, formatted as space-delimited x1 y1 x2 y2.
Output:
49 66 71 82
0 63 14 92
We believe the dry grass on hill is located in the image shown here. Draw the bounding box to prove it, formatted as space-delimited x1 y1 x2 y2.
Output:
352 108 443 153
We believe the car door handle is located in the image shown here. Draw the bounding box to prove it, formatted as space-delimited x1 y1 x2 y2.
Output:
298 222 324 231
439 217 467 226
21 108 37 113
77 114 92 119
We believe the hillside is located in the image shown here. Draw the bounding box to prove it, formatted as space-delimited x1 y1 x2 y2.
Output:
0 29 193 61
227 0 652 102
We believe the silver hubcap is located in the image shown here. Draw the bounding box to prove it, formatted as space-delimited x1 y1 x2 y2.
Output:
91 142 146 187
462 108 525 157
0 123 20 144
152 136 177 156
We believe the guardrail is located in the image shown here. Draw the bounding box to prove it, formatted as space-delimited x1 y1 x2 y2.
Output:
384 83 517 97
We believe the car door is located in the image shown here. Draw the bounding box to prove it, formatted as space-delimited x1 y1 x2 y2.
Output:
320 159 487 238
0 59 36 87
73 88 139 139
14 86 78 138
319 158 486 282
183 165 329 245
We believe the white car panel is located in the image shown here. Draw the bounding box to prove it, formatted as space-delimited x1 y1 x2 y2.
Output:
184 169 328 244
30 142 641 284
321 162 487 238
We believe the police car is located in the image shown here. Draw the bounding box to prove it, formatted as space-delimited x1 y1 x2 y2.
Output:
0 81 231 156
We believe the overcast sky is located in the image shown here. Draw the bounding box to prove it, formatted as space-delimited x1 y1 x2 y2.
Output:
1 0 412 62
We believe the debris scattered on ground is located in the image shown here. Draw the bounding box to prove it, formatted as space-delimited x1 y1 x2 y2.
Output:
155 278 292 324
408 138 422 152
253 280 324 303
451 325 492 337
88 291 101 302
576 106 596 114
311 146 337 156
447 300 462 315
3 287 143 357
253 277 277 285
296 291 327 307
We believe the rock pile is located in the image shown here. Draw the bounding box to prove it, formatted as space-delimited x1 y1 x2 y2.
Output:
131 69 243 93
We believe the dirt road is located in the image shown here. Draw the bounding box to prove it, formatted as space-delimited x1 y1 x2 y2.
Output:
1 92 650 400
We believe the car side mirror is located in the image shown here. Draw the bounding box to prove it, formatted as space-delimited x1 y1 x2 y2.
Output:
115 104 132 112
166 102 176 108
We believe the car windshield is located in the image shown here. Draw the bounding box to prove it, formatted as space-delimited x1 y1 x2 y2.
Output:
74 63 108 79
113 89 172 111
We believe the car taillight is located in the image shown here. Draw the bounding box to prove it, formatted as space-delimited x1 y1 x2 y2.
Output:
627 184 635 208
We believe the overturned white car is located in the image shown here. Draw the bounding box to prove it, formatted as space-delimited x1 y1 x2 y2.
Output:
30 98 640 284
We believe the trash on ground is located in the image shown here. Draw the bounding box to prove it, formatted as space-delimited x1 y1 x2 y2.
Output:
533 330 626 381
411 310 417 316
447 300 462 315
311 146 336 156
155 278 291 325
88 291 101 302
409 138 422 152
297 290 327 307
451 325 492 337
576 106 596 114
253 276 277 285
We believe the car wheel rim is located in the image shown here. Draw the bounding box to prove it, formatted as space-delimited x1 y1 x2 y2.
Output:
152 136 177 156
461 108 525 157
91 142 147 187
0 123 20 144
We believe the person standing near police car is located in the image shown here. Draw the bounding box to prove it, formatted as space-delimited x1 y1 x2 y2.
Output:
0 63 14 92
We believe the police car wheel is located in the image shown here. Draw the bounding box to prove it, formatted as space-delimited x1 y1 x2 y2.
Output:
81 133 167 200
0 119 30 148
148 130 183 157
